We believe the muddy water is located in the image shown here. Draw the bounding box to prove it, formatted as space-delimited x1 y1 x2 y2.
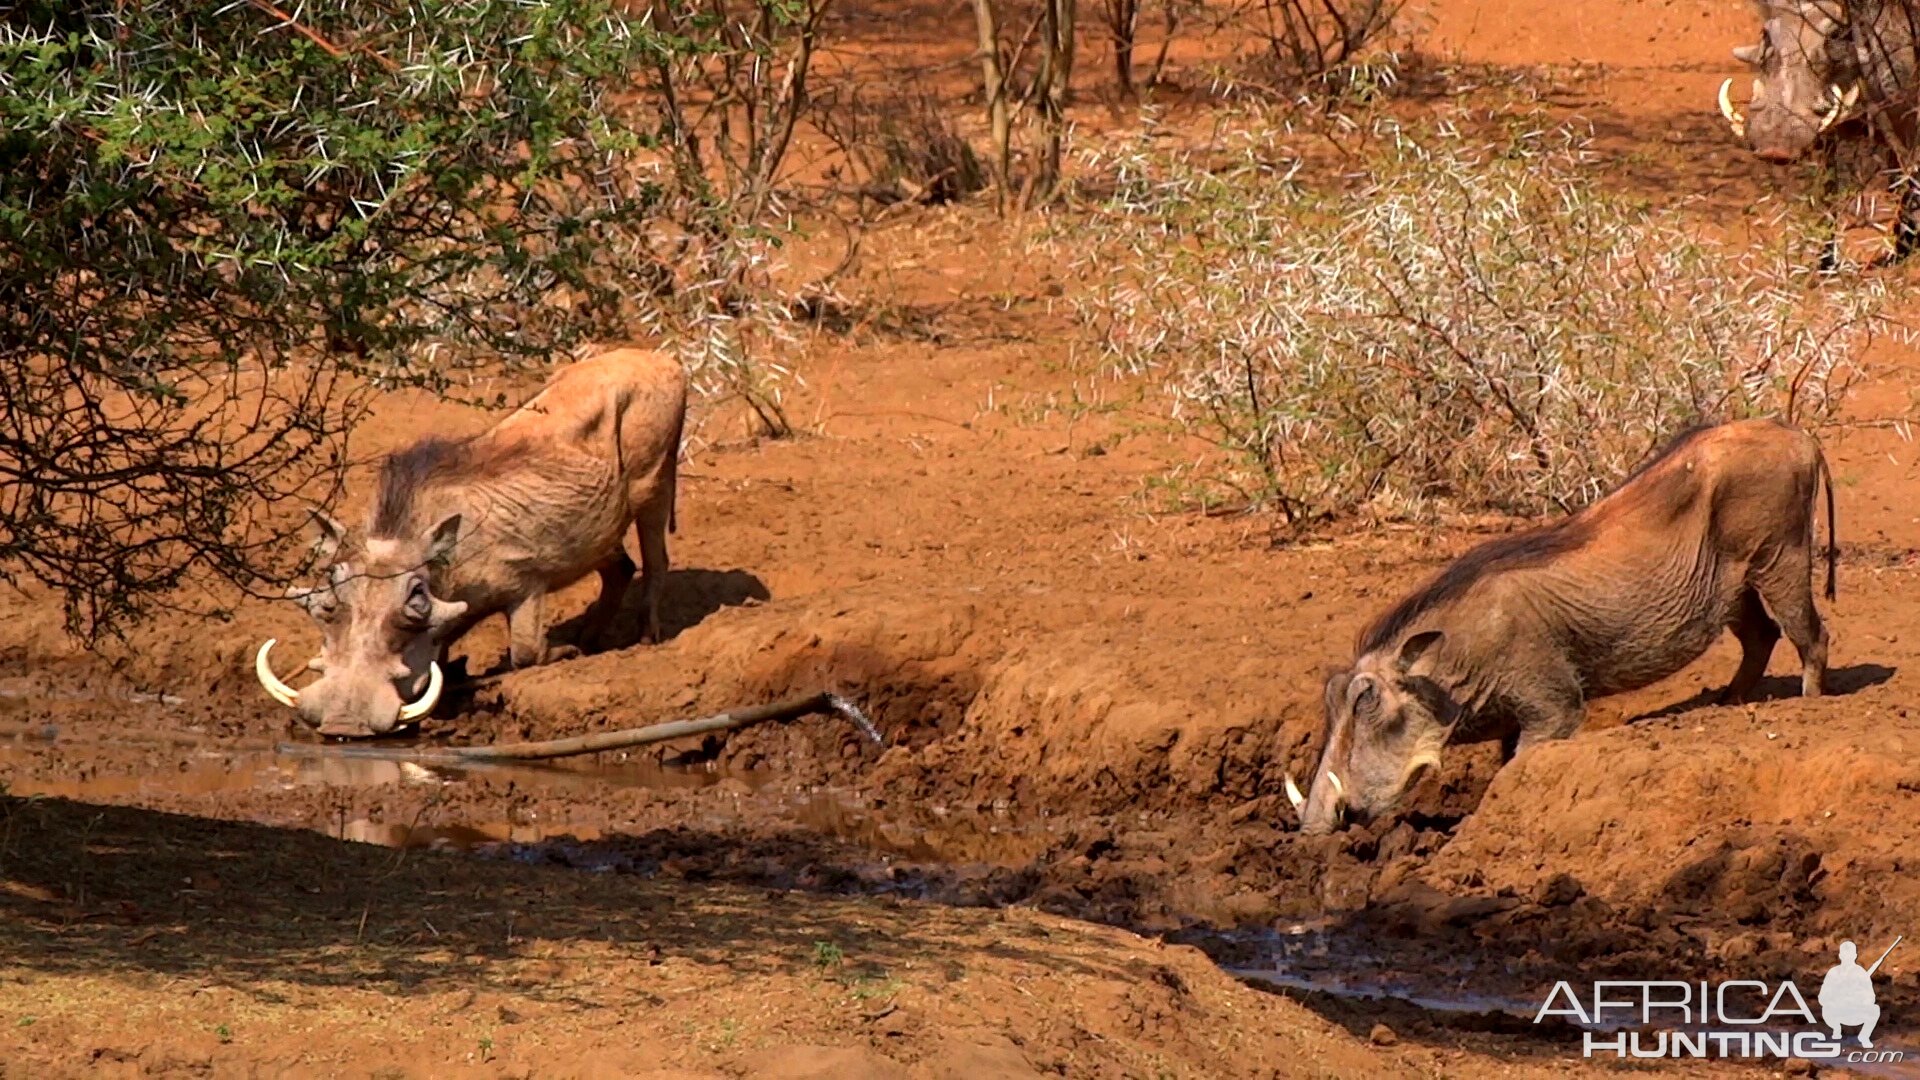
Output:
4 723 1916 1077
0 721 1054 865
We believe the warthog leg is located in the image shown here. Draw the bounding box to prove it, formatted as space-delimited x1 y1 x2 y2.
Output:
575 549 636 652
635 495 673 645
1720 588 1782 704
506 590 551 669
1753 554 1829 698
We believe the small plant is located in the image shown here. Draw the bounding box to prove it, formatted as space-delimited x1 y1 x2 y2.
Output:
810 940 845 969
1057 115 1893 524
711 1017 744 1051
215 1024 232 1044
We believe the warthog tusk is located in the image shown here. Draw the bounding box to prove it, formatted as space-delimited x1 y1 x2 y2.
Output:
396 660 444 723
1328 770 1346 803
1284 773 1307 811
1819 83 1861 132
1719 78 1747 138
255 639 301 708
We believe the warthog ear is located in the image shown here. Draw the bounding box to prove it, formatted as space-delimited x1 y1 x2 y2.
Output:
424 513 463 569
310 510 348 564
1732 44 1763 65
1323 672 1353 719
1396 629 1444 675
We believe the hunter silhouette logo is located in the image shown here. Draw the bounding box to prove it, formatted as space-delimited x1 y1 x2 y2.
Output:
1820 937 1900 1048
1534 935 1906 1063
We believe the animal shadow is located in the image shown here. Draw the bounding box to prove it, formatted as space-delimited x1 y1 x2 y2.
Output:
554 566 772 654
1631 662 1895 723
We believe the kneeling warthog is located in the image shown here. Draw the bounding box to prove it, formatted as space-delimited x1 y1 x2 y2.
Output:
256 348 687 737
1288 419 1836 836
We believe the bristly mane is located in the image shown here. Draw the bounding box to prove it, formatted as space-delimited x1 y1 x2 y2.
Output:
1355 526 1589 655
1354 422 1717 656
370 436 480 538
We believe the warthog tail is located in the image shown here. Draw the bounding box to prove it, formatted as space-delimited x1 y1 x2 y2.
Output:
667 406 684 535
1819 441 1837 601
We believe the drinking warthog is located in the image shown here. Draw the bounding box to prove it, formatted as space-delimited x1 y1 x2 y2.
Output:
256 347 687 737
1287 419 1836 836
1719 0 1920 260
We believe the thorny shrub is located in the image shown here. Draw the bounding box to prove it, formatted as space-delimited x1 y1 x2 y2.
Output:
812 86 989 207
1060 118 1893 524
1245 0 1407 86
0 0 824 638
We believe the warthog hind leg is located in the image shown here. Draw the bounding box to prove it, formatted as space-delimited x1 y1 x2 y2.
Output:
1754 554 1828 697
1719 588 1781 704
635 495 673 645
575 550 636 653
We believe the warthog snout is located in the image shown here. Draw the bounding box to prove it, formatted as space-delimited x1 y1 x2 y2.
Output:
1286 768 1349 836
256 637 445 736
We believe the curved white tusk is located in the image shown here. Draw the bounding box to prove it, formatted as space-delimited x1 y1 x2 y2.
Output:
1328 770 1346 804
255 639 301 708
1718 78 1747 138
395 661 444 723
1284 773 1307 811
1819 84 1861 132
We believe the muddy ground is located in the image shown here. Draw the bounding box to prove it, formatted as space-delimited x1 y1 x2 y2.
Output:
6 0 1920 1076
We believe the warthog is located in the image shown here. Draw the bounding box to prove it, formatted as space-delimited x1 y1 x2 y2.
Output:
256 347 687 737
1719 0 1920 260
1287 419 1836 836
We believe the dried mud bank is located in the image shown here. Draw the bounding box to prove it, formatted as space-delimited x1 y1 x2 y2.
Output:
14 794 1649 1080
11 549 1920 1054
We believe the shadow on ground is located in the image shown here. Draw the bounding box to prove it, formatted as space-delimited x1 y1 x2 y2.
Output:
1631 662 1895 723
0 794 1128 1003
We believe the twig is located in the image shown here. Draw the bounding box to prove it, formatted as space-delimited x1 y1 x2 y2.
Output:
244 0 400 73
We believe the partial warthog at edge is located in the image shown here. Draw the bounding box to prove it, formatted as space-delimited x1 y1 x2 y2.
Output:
1288 419 1837 836
256 347 687 737
1720 0 1920 260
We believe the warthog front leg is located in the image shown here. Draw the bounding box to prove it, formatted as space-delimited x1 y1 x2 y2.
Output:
506 590 554 668
1504 680 1585 762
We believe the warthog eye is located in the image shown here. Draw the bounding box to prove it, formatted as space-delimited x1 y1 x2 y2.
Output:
400 580 432 626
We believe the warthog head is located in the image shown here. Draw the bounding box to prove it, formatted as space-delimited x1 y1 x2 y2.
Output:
256 512 468 737
1720 1 1865 162
1286 630 1455 836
